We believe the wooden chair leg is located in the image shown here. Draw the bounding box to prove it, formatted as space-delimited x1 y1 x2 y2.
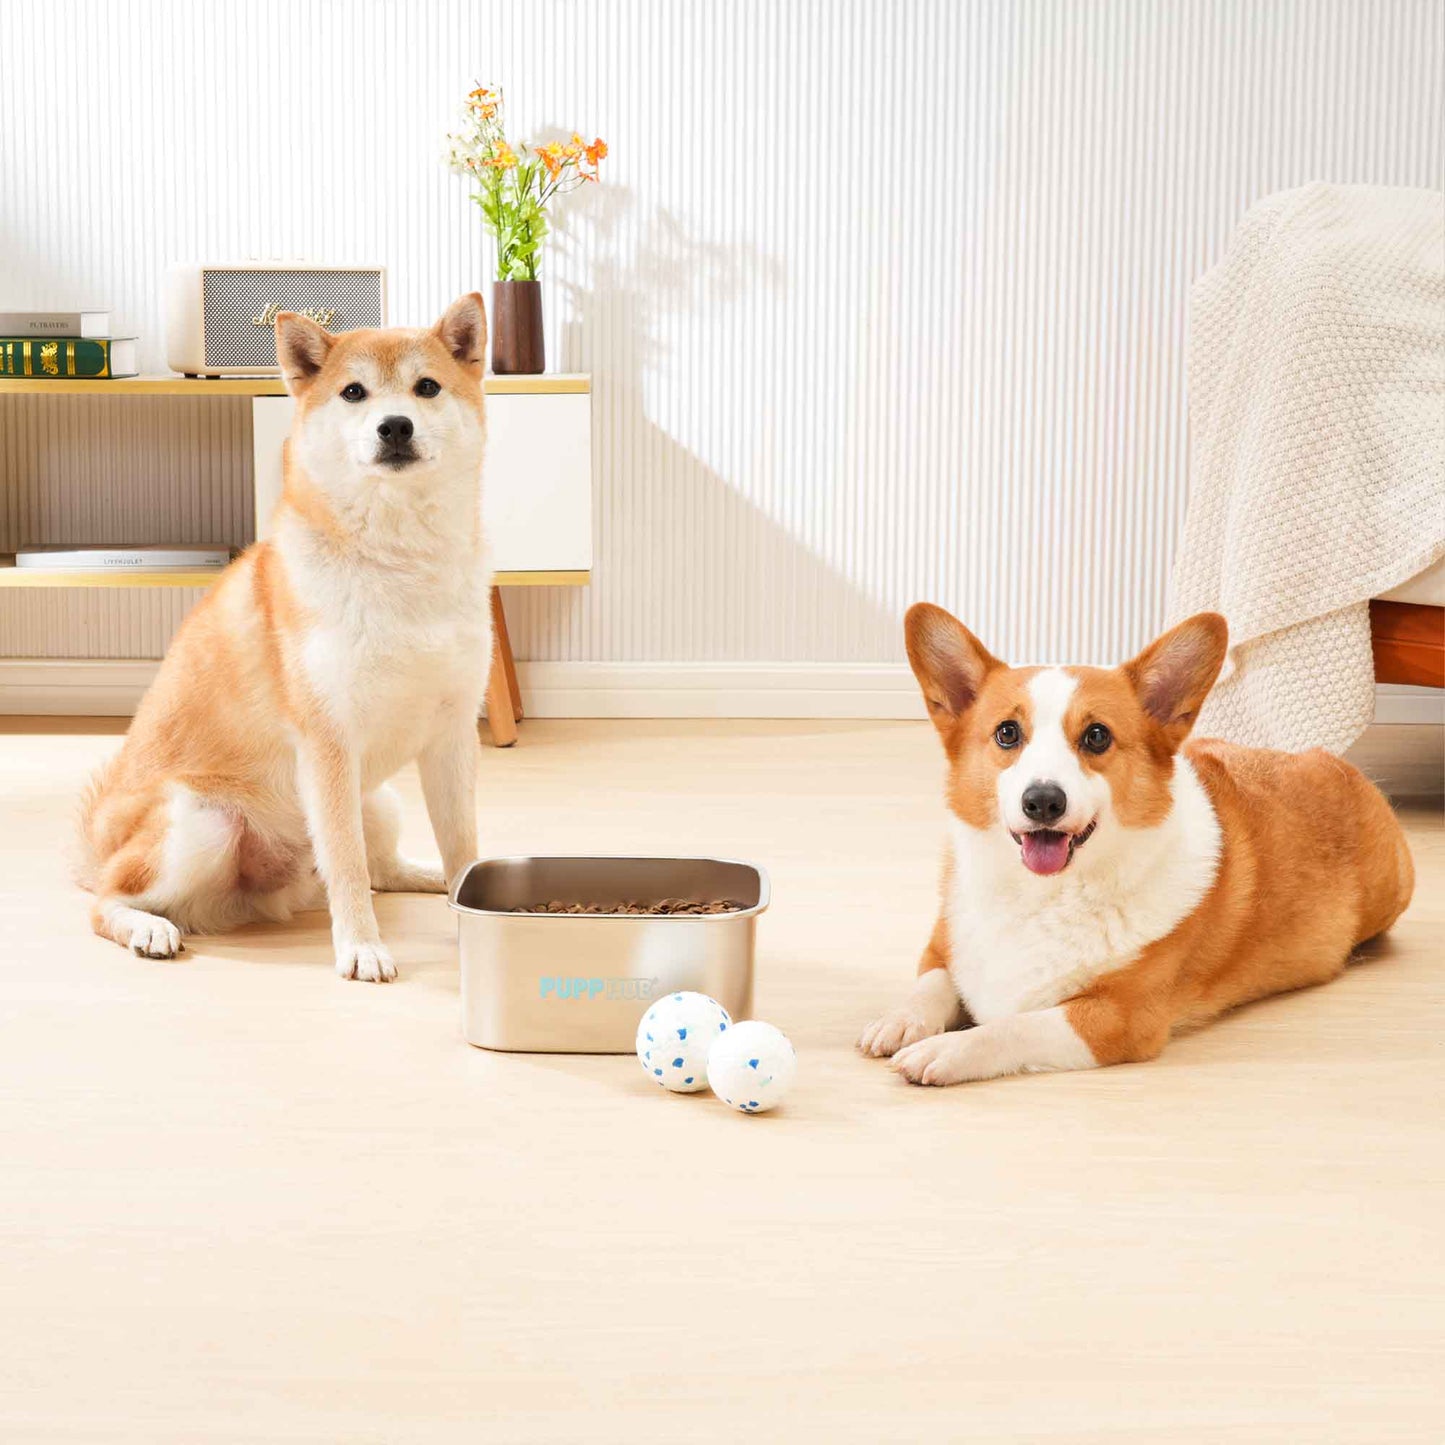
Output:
484 586 519 747
491 585 524 720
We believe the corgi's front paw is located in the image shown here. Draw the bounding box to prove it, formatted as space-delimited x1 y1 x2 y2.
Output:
858 1009 945 1058
890 1033 968 1086
335 940 397 983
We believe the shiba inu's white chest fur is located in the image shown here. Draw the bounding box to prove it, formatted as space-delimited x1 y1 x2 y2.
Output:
278 512 492 789
944 758 1222 1022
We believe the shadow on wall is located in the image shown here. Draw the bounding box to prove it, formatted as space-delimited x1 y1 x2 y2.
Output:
500 185 899 665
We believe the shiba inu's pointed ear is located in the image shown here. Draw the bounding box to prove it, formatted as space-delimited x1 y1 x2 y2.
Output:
1124 612 1228 747
905 603 1001 733
274 312 335 396
435 292 487 368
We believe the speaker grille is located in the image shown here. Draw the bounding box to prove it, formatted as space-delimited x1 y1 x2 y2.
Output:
201 269 383 368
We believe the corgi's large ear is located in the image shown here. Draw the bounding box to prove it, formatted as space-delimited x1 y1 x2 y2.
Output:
1123 612 1228 748
274 312 335 397
905 603 1002 737
435 292 487 368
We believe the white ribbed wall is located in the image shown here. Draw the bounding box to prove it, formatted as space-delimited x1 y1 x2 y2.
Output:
1 0 1440 669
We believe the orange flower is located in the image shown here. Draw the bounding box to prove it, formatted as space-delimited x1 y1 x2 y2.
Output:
538 143 563 178
484 140 518 170
584 137 608 166
467 85 500 120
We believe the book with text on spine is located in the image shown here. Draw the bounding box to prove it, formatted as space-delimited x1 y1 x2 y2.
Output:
0 310 110 338
15 544 232 572
0 337 138 378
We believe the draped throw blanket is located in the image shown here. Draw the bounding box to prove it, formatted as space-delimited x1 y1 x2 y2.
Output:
1171 183 1444 754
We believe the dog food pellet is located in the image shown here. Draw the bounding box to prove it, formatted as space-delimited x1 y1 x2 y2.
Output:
511 899 745 916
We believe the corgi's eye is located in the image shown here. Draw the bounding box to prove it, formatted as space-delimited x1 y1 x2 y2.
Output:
1081 723 1113 754
340 382 367 403
414 377 441 398
993 721 1022 750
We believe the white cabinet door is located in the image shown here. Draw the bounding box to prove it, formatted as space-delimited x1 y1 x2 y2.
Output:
251 391 592 572
481 392 592 571
250 397 292 540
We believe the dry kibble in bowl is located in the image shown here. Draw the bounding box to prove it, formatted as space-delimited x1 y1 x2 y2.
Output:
510 899 745 916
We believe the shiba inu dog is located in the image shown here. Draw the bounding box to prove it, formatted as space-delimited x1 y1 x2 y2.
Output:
860 605 1414 1085
80 296 492 982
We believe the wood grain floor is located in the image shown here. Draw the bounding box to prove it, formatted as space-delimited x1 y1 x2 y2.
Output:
1 717 1440 1444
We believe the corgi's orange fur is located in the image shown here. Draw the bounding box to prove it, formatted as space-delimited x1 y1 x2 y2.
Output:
80 296 493 981
860 605 1414 1085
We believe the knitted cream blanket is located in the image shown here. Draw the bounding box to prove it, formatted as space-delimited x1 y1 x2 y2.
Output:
1171 183 1444 754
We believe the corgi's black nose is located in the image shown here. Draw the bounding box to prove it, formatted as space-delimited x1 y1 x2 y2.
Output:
377 415 414 444
1021 783 1068 825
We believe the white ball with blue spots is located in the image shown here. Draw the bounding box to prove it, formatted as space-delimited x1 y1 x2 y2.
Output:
706 1019 796 1114
635 991 732 1093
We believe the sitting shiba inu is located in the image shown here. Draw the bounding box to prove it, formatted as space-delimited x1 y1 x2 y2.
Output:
860 604 1414 1085
80 296 493 982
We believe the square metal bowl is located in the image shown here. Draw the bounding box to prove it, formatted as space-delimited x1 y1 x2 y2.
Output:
448 856 769 1053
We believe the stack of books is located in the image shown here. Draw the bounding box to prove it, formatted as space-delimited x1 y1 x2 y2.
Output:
0 310 139 379
15 544 232 574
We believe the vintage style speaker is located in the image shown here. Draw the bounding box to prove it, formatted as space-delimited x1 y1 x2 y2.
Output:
165 262 386 376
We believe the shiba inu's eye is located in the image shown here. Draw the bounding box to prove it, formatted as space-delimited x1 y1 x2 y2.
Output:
414 377 441 398
1081 723 1113 754
993 721 1022 750
340 382 367 403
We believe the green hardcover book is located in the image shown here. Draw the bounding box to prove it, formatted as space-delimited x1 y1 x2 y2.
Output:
0 337 138 379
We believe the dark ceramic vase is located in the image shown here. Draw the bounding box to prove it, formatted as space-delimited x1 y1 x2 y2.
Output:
491 280 545 375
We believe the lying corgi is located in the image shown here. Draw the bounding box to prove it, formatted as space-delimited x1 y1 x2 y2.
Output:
80 295 493 981
860 604 1414 1085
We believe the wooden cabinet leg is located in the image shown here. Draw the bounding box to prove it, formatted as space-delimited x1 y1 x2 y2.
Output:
491 585 524 721
483 586 520 747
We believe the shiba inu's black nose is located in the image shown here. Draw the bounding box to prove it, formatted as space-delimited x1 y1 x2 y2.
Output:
377 415 414 445
1021 782 1068 825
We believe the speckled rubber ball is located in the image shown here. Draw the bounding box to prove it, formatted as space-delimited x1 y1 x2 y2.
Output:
635 991 732 1093
706 1019 796 1113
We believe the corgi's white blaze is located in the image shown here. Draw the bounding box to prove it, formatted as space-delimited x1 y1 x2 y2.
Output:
947 755 1222 1023
997 667 1107 836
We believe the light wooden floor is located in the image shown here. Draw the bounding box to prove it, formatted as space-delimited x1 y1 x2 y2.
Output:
1 717 1441 1444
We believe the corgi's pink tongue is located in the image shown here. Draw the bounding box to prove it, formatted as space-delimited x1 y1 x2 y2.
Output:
1020 830 1071 876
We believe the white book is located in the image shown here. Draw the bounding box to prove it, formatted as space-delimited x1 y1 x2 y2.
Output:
15 544 232 572
0 310 111 338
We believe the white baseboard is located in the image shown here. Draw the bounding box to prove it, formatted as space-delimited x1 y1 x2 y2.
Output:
514 661 930 719
1372 683 1445 726
0 657 1439 726
0 659 163 716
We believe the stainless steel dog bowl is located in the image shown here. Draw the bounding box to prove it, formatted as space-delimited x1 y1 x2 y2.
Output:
449 856 769 1052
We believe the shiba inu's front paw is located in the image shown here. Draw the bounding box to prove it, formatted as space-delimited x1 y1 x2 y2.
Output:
336 940 397 983
129 915 182 960
371 857 448 894
858 1009 946 1058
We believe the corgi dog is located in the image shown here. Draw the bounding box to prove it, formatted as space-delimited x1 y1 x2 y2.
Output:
80 295 493 982
859 605 1414 1085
